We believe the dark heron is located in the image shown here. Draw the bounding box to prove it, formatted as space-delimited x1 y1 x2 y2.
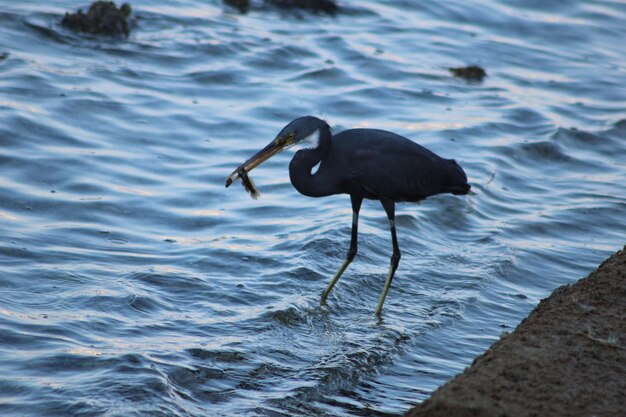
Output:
226 116 470 314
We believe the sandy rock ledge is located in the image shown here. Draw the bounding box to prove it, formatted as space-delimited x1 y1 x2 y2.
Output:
406 246 626 417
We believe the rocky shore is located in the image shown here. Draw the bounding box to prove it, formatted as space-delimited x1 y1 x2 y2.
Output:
406 246 626 417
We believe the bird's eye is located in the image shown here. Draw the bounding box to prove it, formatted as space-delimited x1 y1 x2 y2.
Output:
277 133 295 146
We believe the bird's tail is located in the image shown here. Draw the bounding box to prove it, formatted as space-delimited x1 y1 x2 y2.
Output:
442 159 471 195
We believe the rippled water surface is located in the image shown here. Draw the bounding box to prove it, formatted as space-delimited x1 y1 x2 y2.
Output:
1 1 625 415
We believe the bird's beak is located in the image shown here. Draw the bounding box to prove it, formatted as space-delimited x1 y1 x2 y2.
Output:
225 138 288 187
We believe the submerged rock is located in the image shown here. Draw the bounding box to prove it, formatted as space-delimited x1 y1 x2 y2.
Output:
62 1 132 37
224 0 338 14
266 0 338 13
224 0 250 13
449 65 486 82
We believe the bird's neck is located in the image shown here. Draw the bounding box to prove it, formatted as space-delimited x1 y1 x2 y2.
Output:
289 125 334 197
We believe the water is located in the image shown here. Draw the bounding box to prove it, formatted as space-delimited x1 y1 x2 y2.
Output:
1 1 625 415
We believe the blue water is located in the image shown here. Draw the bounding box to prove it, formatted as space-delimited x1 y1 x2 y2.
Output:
1 1 625 415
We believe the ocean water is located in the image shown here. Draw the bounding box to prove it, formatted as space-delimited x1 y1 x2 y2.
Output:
1 1 625 416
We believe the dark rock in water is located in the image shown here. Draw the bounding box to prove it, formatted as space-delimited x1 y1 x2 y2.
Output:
266 0 338 14
62 1 132 37
224 0 338 14
224 0 250 13
449 65 487 82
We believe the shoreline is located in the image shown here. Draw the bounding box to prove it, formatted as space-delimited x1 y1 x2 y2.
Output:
405 246 626 417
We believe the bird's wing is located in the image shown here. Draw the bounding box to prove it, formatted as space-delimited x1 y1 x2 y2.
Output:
348 147 445 201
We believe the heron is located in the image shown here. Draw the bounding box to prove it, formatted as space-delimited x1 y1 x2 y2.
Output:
226 116 470 315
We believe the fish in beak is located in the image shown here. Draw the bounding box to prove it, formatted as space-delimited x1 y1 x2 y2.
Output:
225 135 293 197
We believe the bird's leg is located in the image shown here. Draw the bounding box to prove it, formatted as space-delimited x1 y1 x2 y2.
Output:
375 200 401 315
321 195 363 304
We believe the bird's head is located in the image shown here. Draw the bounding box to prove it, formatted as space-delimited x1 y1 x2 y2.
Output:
225 116 328 187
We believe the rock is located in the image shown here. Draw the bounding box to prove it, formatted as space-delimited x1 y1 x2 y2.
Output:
266 0 338 13
224 0 338 14
405 246 626 417
61 1 132 37
449 65 486 82
224 0 250 13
